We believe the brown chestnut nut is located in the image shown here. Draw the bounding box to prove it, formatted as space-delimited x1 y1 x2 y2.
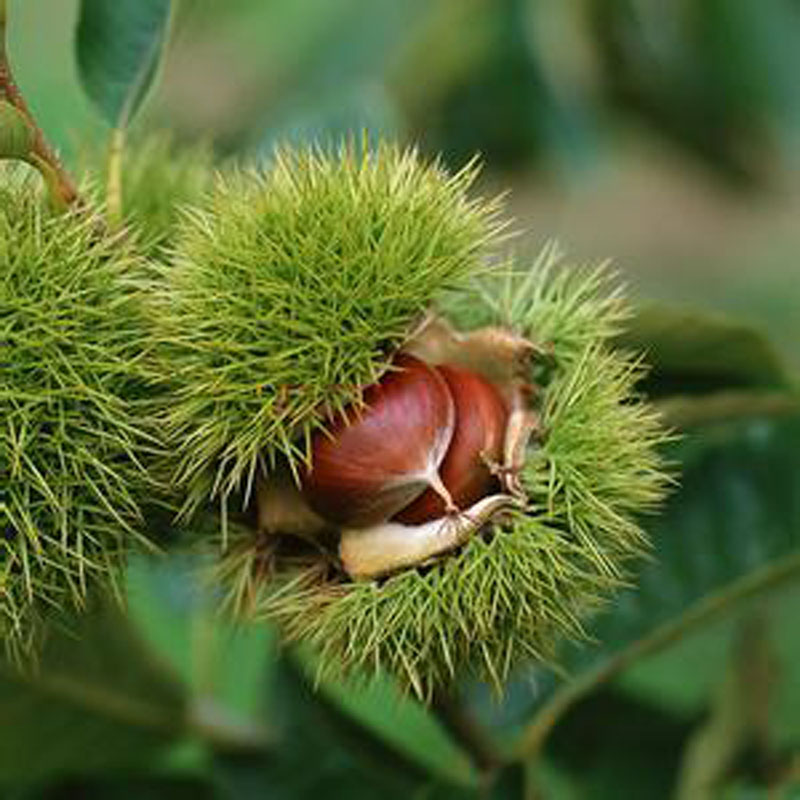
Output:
393 364 507 524
300 354 456 528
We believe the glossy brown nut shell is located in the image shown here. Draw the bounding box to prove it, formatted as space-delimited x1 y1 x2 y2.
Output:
394 363 507 525
301 353 455 528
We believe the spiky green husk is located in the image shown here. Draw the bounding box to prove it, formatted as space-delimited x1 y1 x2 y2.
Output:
153 142 504 519
0 179 154 654
218 249 670 698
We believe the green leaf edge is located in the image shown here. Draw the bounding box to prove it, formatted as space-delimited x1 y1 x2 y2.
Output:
514 549 800 761
75 0 174 129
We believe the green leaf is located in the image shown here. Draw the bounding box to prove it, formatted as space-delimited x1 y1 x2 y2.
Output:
16 775 218 800
307 667 478 788
503 414 800 760
615 304 794 397
212 656 471 800
76 0 172 128
488 763 527 799
673 616 777 800
270 656 436 793
618 581 800 752
126 552 276 723
0 600 187 784
542 689 689 800
126 554 481 797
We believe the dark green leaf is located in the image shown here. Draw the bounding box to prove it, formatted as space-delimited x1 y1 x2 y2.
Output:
489 415 800 759
615 304 794 397
17 775 217 800
618 582 800 755
487 763 527 799
545 689 692 800
0 600 187 784
212 656 472 800
76 0 172 127
269 656 435 795
126 552 276 719
311 668 477 788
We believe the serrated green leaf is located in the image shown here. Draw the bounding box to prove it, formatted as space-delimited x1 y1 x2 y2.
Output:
497 415 800 760
0 600 187 784
76 0 172 128
615 304 794 396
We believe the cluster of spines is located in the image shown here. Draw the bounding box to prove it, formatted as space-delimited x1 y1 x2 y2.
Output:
1 147 670 696
0 177 154 654
151 142 506 522
216 249 671 698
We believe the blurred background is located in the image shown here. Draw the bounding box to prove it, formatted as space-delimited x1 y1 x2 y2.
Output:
10 0 800 365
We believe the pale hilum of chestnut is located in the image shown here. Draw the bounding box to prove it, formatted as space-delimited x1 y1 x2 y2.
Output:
256 317 539 579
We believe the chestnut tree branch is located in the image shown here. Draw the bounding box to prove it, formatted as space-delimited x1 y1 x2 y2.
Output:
106 126 125 225
0 0 82 210
432 689 504 777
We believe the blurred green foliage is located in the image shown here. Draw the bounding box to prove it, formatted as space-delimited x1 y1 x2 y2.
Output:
10 0 800 179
